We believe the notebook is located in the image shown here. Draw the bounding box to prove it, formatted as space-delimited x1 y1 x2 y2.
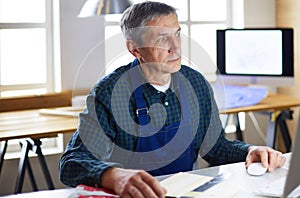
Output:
256 113 300 197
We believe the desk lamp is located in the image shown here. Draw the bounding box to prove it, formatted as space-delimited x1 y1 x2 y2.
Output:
78 0 132 17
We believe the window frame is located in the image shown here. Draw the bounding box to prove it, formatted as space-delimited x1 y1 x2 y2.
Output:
0 0 61 158
0 0 55 96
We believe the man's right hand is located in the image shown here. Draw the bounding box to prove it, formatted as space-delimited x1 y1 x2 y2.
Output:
101 167 167 198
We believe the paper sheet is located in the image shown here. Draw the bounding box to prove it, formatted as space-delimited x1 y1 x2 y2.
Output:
160 172 213 197
211 84 268 110
38 106 85 117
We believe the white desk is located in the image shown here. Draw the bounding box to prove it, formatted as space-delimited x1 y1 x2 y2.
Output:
1 188 76 198
3 153 299 198
156 153 299 197
187 154 294 197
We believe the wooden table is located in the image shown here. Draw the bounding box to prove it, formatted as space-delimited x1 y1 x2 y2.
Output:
0 108 79 194
219 93 300 151
0 109 78 141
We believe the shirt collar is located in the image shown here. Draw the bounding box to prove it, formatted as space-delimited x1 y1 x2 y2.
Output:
133 59 179 94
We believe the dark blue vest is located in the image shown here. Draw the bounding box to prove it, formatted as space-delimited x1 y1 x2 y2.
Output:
128 59 195 176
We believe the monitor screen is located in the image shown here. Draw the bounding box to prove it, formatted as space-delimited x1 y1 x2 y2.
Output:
216 28 294 86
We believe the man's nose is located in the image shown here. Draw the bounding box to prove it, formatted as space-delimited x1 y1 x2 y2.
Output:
168 36 181 54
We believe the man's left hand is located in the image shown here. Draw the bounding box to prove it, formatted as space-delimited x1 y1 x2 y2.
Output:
245 146 286 172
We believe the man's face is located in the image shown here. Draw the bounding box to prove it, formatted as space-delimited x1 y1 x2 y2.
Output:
137 14 182 74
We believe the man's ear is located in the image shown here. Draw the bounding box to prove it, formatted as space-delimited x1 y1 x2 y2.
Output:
126 40 142 58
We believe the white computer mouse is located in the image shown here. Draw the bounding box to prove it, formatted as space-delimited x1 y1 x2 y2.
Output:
247 162 268 176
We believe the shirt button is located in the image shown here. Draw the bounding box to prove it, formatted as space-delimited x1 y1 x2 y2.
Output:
164 101 169 106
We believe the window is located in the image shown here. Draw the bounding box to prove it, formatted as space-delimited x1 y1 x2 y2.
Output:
0 0 57 97
0 0 62 158
104 0 232 81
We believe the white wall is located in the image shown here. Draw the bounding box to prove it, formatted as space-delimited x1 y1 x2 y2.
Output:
240 0 276 146
60 0 105 91
244 0 276 27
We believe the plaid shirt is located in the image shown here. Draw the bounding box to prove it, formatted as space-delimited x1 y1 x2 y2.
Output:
59 61 250 187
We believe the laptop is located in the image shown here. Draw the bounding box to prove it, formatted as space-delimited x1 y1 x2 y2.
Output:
257 113 300 197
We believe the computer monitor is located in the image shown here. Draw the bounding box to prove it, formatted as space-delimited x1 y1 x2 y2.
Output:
216 28 294 87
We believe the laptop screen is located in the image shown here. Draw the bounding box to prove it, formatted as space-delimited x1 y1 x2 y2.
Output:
283 114 300 196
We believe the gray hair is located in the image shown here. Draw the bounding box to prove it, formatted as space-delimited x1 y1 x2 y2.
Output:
120 1 177 44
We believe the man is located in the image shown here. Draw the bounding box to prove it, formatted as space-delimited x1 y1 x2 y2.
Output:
60 2 285 197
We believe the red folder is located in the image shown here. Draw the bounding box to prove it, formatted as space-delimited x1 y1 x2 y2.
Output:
73 184 118 198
